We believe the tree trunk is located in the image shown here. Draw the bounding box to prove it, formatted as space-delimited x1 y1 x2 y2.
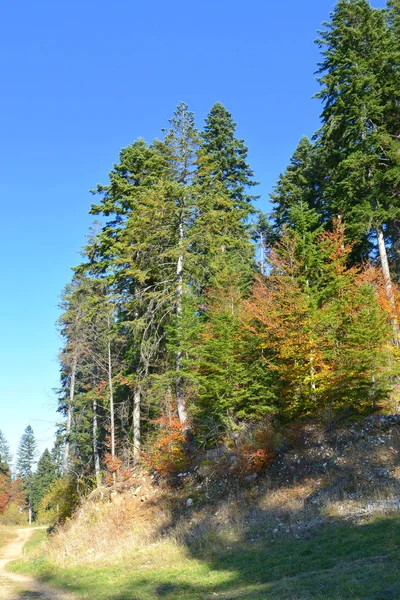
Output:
133 387 141 464
176 215 189 427
391 219 400 282
62 355 77 475
376 226 399 345
93 398 101 487
107 335 116 485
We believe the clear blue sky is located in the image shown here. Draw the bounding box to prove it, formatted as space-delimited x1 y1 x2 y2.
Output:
0 0 386 461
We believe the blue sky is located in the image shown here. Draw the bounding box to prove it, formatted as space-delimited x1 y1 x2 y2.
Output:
0 0 386 461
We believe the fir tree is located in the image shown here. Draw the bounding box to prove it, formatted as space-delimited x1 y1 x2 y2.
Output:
197 102 258 210
31 449 58 519
315 0 400 297
0 430 11 470
16 425 38 524
269 137 320 241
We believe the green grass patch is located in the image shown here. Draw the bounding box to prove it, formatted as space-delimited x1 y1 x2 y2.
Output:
10 529 47 573
10 515 400 599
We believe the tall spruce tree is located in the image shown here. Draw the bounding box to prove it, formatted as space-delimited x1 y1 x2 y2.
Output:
197 102 258 210
315 0 400 327
31 449 58 520
269 137 321 241
16 426 37 524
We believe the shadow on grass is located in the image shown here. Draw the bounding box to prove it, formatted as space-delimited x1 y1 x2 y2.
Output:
32 515 400 599
27 420 400 599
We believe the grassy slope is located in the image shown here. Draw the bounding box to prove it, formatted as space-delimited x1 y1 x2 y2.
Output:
10 514 400 600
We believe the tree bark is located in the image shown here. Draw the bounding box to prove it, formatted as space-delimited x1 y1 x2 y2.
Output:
93 398 101 487
391 219 400 282
107 334 116 485
376 226 399 345
107 315 117 484
133 387 141 464
62 355 77 475
176 215 189 427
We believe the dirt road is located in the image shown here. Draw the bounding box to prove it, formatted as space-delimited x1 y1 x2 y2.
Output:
0 528 77 599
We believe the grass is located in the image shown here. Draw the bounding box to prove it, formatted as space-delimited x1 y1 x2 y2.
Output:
9 513 400 599
0 527 16 550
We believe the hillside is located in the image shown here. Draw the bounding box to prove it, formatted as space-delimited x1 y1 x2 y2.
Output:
8 414 400 599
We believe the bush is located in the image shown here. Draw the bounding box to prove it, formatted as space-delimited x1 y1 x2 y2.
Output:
143 413 190 477
37 477 80 526
229 420 276 477
0 502 28 525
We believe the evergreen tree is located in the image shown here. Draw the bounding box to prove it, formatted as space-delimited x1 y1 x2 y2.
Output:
315 0 400 297
31 449 58 519
0 430 11 470
197 102 258 210
269 137 321 241
16 425 38 524
0 431 11 514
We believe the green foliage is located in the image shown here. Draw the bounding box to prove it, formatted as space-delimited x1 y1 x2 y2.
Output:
314 0 400 260
37 476 80 526
247 220 397 423
0 429 12 470
16 425 37 479
0 502 27 525
54 14 400 496
31 449 59 520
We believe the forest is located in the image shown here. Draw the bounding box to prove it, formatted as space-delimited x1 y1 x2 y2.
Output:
1 0 400 524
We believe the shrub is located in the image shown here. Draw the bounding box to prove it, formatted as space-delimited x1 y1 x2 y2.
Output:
230 420 276 477
143 413 190 477
36 476 80 526
0 502 27 525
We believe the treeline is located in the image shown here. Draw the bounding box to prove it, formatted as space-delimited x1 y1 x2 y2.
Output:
57 0 400 486
0 427 61 524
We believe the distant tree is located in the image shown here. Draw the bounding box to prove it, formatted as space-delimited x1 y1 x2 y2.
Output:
31 449 58 520
0 430 12 515
0 430 12 468
16 426 38 524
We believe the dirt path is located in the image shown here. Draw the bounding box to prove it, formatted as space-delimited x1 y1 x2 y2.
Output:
0 528 77 599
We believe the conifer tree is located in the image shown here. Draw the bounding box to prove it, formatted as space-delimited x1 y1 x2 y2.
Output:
0 431 11 515
16 426 37 524
0 430 11 469
197 102 258 210
315 0 400 318
269 137 320 242
31 449 58 519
